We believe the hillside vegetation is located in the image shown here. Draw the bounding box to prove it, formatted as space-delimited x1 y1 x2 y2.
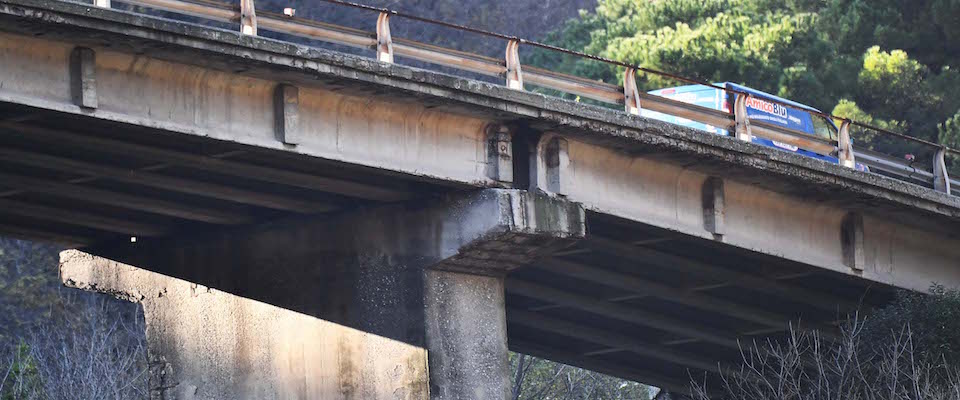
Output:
531 0 960 166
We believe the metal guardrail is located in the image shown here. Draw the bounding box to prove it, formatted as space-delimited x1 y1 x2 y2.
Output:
86 0 959 196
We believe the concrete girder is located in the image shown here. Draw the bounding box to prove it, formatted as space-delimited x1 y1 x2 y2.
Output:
0 121 412 202
0 197 172 237
1 4 958 293
546 138 960 292
0 170 256 225
0 2 957 292
506 278 741 349
63 189 585 399
507 308 720 373
582 236 856 313
0 147 340 214
537 257 838 336
0 32 503 194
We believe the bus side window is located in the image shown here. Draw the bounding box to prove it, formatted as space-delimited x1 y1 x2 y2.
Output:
812 116 838 141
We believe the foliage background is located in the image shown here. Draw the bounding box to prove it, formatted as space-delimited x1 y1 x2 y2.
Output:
530 0 960 167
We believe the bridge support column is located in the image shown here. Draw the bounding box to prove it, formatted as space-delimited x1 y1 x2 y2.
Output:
61 189 584 400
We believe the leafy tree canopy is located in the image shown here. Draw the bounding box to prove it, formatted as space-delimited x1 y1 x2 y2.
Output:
533 0 960 156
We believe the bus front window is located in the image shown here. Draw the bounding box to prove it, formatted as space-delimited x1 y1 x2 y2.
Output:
812 116 838 141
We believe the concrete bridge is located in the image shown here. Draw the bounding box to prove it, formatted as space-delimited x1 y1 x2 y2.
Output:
1 0 960 398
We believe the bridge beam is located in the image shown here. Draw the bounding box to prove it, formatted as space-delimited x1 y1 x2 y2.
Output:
62 189 585 400
1 2 958 293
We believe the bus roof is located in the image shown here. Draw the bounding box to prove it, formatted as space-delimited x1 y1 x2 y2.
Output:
722 82 824 114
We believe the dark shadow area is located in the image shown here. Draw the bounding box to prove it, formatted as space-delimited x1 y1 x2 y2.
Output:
0 237 149 398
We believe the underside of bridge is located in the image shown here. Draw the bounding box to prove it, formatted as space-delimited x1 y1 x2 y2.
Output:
1 1 958 398
508 212 898 390
0 101 453 246
0 100 896 393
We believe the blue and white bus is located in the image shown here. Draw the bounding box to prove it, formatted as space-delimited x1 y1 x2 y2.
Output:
642 82 865 170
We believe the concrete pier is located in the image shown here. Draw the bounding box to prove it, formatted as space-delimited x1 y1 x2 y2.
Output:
61 189 585 399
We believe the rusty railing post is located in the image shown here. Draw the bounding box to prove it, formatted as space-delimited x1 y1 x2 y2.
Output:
240 0 257 35
624 68 641 116
734 94 752 142
505 40 523 90
934 147 952 193
376 12 394 63
838 120 856 169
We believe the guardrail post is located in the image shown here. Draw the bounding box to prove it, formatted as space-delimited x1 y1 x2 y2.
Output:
734 94 752 142
94 0 111 7
623 68 641 116
505 40 523 90
934 147 952 193
240 0 257 35
376 12 394 63
838 120 856 169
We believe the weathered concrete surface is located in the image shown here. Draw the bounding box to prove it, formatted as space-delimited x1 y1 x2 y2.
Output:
0 30 499 190
68 189 584 399
0 0 957 291
85 189 585 314
0 0 953 391
423 270 508 400
61 250 429 400
542 137 960 291
0 0 956 223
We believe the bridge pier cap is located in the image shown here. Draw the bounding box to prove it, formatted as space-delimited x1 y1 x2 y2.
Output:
61 189 585 400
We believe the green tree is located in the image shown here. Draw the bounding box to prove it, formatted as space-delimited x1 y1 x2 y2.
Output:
530 0 847 108
0 239 66 342
858 47 960 148
1 342 41 400
833 47 960 157
691 286 960 400
939 110 960 149
535 0 960 159
510 352 651 400
862 285 960 367
819 0 960 71
0 238 149 398
938 110 960 174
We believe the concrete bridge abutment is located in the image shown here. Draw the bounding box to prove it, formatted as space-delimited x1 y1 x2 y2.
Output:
59 189 585 399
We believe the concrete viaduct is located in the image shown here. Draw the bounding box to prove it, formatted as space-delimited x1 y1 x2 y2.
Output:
1 0 959 398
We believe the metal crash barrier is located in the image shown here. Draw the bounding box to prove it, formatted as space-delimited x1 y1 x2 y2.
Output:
88 0 959 196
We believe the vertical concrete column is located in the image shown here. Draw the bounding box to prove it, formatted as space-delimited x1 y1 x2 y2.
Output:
70 189 585 400
423 270 508 399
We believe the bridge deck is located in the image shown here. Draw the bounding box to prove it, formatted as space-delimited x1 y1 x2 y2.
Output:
0 100 459 246
0 0 957 391
508 212 896 390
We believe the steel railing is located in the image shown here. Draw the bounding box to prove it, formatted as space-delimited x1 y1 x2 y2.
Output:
85 0 960 196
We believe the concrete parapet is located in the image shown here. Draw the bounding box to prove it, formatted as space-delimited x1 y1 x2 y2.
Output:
64 189 585 399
